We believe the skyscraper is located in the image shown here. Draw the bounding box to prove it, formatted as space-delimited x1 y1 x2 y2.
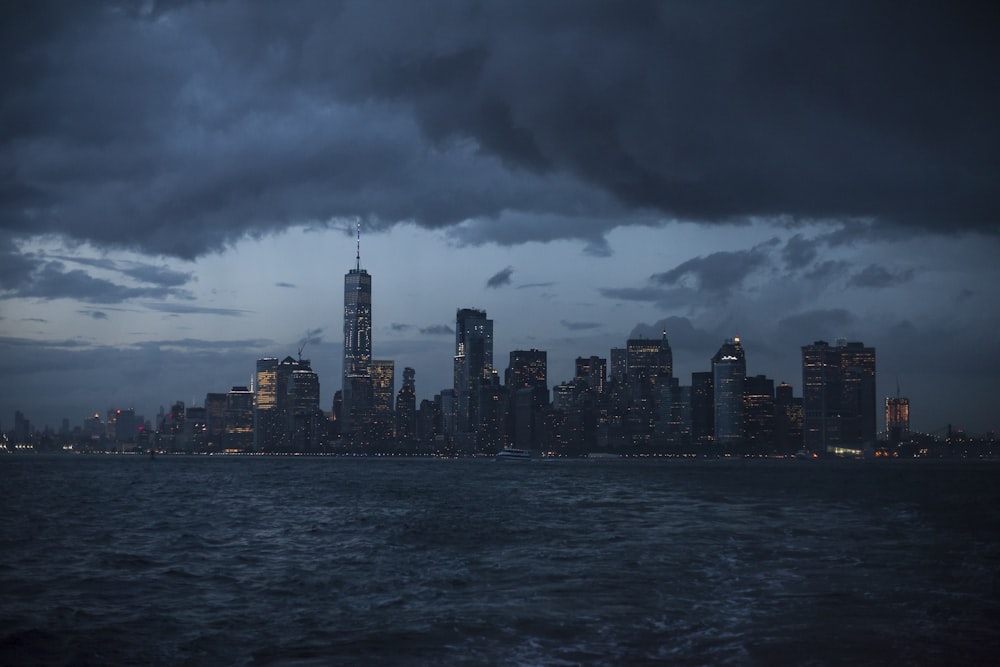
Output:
801 340 876 452
396 367 416 441
454 308 493 434
371 359 395 441
886 395 910 444
574 356 607 394
712 337 746 449
342 225 372 436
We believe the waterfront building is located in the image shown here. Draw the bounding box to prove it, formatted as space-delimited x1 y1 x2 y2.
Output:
712 337 746 449
743 374 775 452
574 356 607 395
342 225 373 437
371 359 395 442
506 349 548 449
396 367 416 441
224 386 254 452
454 308 493 434
691 371 714 447
801 340 876 452
886 396 910 444
774 382 804 453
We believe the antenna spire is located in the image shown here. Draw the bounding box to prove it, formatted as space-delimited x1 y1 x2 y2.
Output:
355 220 361 271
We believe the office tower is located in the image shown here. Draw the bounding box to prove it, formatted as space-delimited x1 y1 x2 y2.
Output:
288 359 322 451
610 348 627 385
224 386 254 451
712 337 746 449
801 340 876 452
886 396 910 444
396 367 416 441
742 374 775 452
506 349 548 449
626 333 672 388
205 392 227 446
575 356 607 394
371 359 395 441
454 308 493 433
254 357 280 451
342 225 373 435
477 370 508 452
774 382 803 454
691 371 714 446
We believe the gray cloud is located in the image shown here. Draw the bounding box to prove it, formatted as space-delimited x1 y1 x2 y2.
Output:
3 2 996 264
847 264 916 289
560 320 602 331
486 266 514 289
6 261 191 303
391 323 414 332
275 281 296 288
517 282 555 290
419 324 455 335
78 310 108 320
143 302 251 316
651 247 771 294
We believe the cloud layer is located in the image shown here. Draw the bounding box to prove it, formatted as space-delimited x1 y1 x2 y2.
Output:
2 1 998 263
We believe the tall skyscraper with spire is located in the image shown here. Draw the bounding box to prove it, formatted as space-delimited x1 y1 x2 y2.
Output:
342 223 373 437
712 336 746 449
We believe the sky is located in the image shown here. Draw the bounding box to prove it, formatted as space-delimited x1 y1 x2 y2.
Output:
1 1 998 435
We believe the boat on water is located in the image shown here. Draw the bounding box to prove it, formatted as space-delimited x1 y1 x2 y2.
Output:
495 447 532 461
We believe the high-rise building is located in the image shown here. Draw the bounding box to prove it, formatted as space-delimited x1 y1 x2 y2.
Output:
774 382 803 453
742 374 775 452
254 357 280 451
371 359 395 441
801 340 876 452
712 337 746 448
288 359 322 451
609 348 627 385
224 386 254 452
886 396 910 444
574 356 607 394
625 333 672 389
342 225 372 436
506 349 548 449
454 308 493 433
396 367 416 441
691 371 714 446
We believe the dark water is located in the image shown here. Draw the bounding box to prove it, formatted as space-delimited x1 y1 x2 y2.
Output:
2 456 998 666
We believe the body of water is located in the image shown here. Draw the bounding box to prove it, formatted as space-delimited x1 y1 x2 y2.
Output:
1 455 998 665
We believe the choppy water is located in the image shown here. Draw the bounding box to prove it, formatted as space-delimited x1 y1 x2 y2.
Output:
1 455 998 666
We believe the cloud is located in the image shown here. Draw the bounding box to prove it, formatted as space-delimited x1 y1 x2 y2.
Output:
3 2 996 266
782 234 819 270
143 302 251 316
651 244 774 294
78 310 108 320
560 320 602 331
516 282 555 290
275 281 296 288
391 323 414 332
297 327 323 350
776 309 856 337
5 261 191 303
419 324 455 335
486 266 514 289
847 264 916 289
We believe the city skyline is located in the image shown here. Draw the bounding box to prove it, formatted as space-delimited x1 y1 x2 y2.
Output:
1 3 998 435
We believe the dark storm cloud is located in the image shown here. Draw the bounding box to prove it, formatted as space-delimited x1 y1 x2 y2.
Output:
3 1 996 261
560 320 602 331
486 266 514 289
847 264 916 289
781 234 819 270
420 324 455 335
49 255 193 287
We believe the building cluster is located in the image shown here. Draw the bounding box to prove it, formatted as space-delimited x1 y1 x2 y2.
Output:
10 239 948 457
